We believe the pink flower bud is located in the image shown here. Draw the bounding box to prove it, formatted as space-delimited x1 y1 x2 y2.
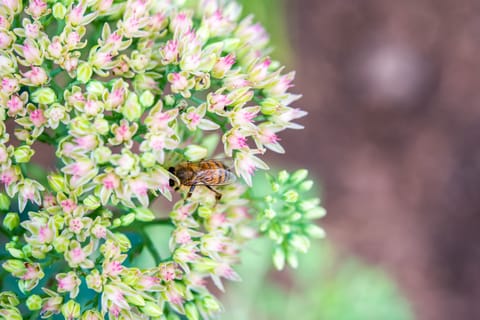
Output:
48 38 63 59
60 199 76 214
3 0 21 13
2 77 19 94
170 12 192 34
160 40 179 64
57 273 77 292
212 53 235 78
0 167 19 186
66 31 81 47
68 3 86 26
64 55 79 73
208 93 231 112
38 226 54 243
104 261 123 277
97 0 113 11
27 0 48 18
22 41 42 65
25 23 40 38
74 135 97 151
0 30 13 49
23 67 48 86
7 95 25 116
69 247 86 265
169 72 188 92
102 173 120 190
29 109 46 127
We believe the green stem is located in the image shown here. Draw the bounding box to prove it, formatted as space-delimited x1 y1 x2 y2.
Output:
49 68 63 78
140 230 161 265
190 96 205 105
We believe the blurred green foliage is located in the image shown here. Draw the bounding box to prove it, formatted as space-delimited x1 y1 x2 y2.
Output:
221 239 414 320
220 170 413 320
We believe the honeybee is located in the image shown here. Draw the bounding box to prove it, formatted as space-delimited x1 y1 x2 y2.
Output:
168 159 236 200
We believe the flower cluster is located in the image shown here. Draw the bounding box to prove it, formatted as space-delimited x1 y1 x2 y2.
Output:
0 0 321 319
251 170 326 270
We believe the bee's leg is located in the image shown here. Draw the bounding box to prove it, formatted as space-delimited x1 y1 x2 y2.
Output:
186 185 196 199
205 185 222 201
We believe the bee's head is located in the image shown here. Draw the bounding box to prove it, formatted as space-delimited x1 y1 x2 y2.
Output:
168 167 176 187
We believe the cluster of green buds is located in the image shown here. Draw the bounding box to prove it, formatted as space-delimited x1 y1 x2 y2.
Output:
0 0 324 319
252 170 326 270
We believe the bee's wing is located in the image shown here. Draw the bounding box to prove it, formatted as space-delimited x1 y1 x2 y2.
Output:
223 169 237 184
196 168 237 186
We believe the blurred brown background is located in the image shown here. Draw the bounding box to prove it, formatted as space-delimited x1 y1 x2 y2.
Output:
278 0 480 319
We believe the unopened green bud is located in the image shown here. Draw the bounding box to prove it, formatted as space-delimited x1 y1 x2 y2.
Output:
112 218 121 227
48 173 66 193
122 93 142 121
0 291 19 307
305 224 326 238
164 94 175 106
222 38 241 51
198 206 212 218
13 145 34 163
185 302 199 320
141 301 163 317
268 228 283 244
70 116 91 134
134 207 155 222
61 300 80 319
113 232 131 252
290 169 308 184
86 81 106 96
6 247 23 259
287 252 299 269
140 152 156 168
93 146 112 164
289 235 310 253
140 90 155 107
283 190 299 203
290 212 302 221
83 195 100 210
264 208 276 219
277 170 289 184
81 309 103 320
125 292 145 306
31 88 56 104
260 98 279 115
273 247 285 270
305 207 326 220
52 3 67 19
53 236 69 253
184 144 207 162
280 224 291 234
77 62 93 83
22 244 32 257
120 213 135 226
93 117 109 135
202 295 221 312
299 180 314 192
0 308 22 320
2 259 25 274
166 313 181 320
298 198 321 211
0 193 10 211
271 182 280 193
26 294 42 311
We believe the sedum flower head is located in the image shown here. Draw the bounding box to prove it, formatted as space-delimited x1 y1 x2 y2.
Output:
0 0 320 319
